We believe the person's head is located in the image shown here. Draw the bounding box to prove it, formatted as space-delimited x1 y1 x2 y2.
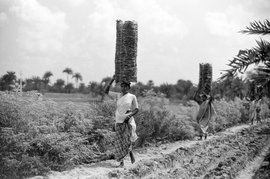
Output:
120 81 131 94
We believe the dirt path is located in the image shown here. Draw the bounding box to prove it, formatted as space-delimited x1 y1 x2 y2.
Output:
31 122 270 179
236 138 270 179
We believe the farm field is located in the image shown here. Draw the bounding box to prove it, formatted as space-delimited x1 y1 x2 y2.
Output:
43 93 100 104
1 92 270 179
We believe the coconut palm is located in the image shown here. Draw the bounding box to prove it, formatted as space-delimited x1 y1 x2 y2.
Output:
63 67 73 85
72 72 82 88
42 71 53 90
221 19 270 80
0 71 17 91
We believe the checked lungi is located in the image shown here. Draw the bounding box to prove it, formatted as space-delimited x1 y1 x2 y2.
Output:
114 122 132 161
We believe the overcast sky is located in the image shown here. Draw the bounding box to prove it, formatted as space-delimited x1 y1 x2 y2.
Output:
0 0 270 86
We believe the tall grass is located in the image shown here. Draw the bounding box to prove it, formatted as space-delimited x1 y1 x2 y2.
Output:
0 92 269 178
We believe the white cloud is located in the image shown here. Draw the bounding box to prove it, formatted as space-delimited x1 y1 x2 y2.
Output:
87 0 188 39
204 12 239 36
68 0 86 7
9 0 68 54
0 12 7 25
127 0 188 38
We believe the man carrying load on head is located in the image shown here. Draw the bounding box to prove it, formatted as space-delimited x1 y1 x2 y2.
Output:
104 75 139 167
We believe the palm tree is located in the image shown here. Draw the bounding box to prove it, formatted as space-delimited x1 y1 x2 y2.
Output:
24 76 43 91
72 72 82 88
63 67 73 85
42 71 53 91
221 19 270 79
0 71 17 90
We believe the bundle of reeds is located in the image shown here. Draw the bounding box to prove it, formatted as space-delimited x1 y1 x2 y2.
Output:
115 20 138 83
198 63 212 96
115 20 123 83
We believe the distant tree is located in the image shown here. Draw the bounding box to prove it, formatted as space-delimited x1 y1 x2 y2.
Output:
159 83 175 98
0 71 17 91
65 83 74 93
88 81 102 97
72 72 82 88
24 76 43 91
52 79 65 92
42 71 53 91
63 67 73 85
212 77 247 100
78 83 87 93
175 79 193 99
130 81 146 97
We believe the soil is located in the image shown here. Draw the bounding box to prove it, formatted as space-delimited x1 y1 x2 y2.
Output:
30 121 270 179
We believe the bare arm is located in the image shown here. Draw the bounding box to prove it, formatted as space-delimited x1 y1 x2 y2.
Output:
104 75 115 95
124 108 139 122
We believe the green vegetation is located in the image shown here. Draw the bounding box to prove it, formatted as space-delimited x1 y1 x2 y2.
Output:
1 19 270 179
1 91 269 178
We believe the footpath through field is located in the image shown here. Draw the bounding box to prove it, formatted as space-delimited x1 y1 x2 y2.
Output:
32 121 270 179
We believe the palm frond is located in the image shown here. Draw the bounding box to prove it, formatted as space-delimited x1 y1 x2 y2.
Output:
220 41 270 80
240 19 270 35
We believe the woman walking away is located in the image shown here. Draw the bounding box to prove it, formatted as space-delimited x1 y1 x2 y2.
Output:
249 95 262 125
196 94 216 140
104 75 139 167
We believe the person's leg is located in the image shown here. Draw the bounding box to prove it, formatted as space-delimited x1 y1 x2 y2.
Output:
257 113 262 123
128 143 135 164
129 151 135 164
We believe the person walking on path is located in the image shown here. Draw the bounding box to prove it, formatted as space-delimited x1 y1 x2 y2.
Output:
249 95 262 125
196 94 216 140
104 75 139 167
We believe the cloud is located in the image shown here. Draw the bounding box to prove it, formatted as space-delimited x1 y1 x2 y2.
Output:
68 0 86 7
127 0 188 38
87 0 188 39
9 0 68 55
204 12 239 36
0 12 7 25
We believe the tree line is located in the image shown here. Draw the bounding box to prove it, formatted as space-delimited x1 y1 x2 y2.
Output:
0 68 264 101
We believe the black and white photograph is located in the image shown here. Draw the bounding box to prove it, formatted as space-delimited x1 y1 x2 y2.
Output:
0 0 270 178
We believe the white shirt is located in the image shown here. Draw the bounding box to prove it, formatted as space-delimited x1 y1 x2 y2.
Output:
108 92 138 123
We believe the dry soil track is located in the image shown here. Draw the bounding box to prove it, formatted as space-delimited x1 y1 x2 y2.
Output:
32 121 270 179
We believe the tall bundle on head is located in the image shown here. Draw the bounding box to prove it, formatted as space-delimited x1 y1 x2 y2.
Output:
198 63 212 96
115 20 138 83
115 20 123 83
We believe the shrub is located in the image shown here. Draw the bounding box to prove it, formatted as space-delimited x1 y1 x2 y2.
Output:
1 92 269 178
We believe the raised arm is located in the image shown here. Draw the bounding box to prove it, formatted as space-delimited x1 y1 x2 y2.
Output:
104 75 115 95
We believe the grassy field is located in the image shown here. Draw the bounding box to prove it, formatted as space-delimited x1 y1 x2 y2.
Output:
1 92 270 178
43 93 100 103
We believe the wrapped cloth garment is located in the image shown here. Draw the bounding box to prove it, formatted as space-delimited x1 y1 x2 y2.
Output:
249 99 262 124
196 99 215 135
115 92 138 142
108 92 139 161
114 122 132 161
